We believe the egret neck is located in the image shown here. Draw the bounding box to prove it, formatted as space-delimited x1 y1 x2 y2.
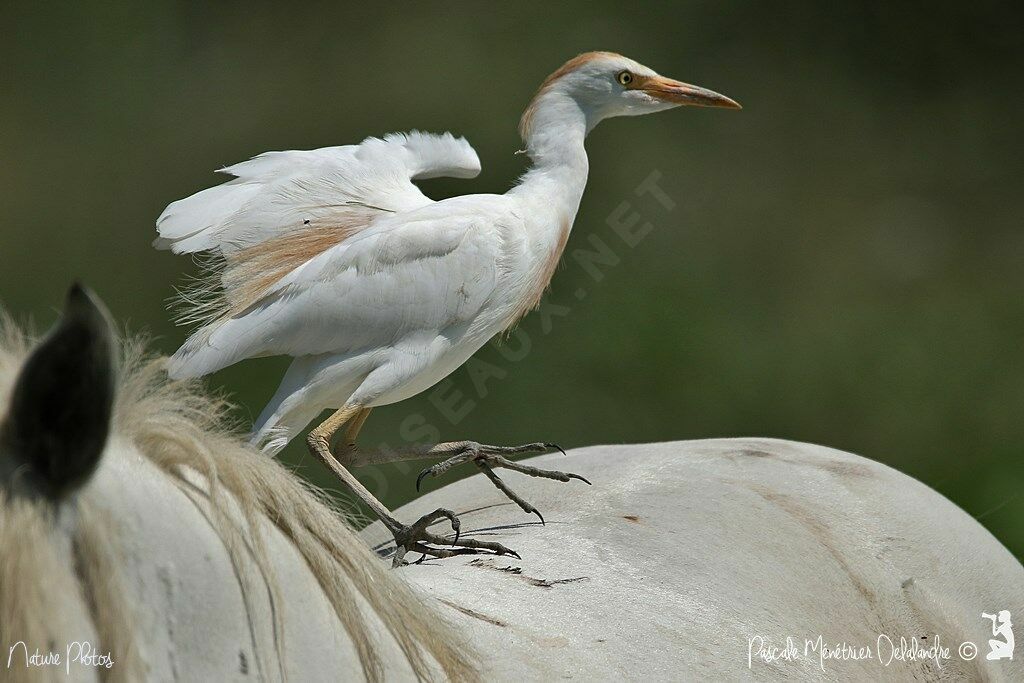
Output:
512 85 591 224
507 85 593 321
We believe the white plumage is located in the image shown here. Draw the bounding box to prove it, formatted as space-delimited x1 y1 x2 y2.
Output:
158 132 516 450
156 52 739 562
156 132 480 255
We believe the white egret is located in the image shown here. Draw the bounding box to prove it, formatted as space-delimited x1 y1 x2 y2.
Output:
156 51 739 563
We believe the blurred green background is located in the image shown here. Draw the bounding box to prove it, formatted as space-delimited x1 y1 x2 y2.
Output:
1 3 1021 559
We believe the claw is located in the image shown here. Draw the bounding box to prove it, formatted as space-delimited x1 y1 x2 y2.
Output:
569 472 592 485
545 442 567 456
532 509 545 525
415 467 431 492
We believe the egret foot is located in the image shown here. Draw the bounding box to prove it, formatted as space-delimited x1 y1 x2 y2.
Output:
415 442 591 524
390 506 520 568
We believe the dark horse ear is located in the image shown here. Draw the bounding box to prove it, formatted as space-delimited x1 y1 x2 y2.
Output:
1 284 115 499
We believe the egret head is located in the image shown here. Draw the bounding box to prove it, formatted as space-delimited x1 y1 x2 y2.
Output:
520 51 740 141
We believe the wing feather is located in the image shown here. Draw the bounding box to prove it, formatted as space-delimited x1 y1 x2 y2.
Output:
166 204 501 379
155 131 480 256
157 131 482 336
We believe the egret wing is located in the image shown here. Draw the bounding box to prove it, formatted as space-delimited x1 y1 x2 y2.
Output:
155 131 481 255
166 201 505 379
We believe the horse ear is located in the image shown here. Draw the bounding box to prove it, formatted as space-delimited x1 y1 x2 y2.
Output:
0 284 116 499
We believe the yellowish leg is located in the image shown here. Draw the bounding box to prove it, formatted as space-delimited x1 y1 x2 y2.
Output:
306 405 520 566
337 406 372 451
307 405 396 527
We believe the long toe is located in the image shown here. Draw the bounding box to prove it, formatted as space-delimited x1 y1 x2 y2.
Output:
408 507 461 543
476 461 547 524
487 454 592 485
480 442 555 456
423 532 520 559
390 509 521 567
415 449 476 491
414 441 567 491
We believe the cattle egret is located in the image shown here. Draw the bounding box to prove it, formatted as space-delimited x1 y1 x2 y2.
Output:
156 51 739 564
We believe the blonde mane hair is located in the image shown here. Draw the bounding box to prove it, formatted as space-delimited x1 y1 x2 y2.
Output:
0 313 476 682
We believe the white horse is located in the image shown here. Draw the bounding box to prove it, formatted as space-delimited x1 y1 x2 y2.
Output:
0 288 473 682
2 289 1022 681
369 441 1024 680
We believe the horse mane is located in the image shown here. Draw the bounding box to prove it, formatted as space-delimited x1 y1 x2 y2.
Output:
0 313 476 682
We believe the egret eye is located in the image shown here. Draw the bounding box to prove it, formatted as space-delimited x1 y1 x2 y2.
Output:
616 71 633 86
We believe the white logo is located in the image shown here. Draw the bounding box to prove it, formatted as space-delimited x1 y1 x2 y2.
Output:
982 611 1014 661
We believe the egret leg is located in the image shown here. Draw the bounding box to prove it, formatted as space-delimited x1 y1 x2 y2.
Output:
412 442 591 525
306 406 518 567
344 437 590 527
